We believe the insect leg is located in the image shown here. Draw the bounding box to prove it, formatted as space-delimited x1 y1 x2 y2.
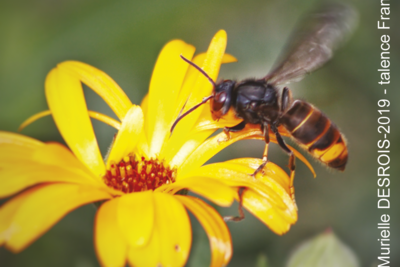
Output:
271 124 297 208
222 121 246 141
251 122 270 176
281 87 292 112
224 187 246 222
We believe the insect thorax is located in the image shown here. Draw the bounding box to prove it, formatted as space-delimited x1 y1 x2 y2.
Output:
233 79 280 124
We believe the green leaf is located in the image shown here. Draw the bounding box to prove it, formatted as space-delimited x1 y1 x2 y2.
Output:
287 230 360 267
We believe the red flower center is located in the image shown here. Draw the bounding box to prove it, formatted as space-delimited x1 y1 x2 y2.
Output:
103 154 176 193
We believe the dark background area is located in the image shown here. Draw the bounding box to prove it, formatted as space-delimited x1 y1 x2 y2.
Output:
0 0 399 266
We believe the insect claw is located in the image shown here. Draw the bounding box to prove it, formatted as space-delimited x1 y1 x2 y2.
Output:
251 157 268 177
217 127 231 144
223 127 232 140
223 187 246 222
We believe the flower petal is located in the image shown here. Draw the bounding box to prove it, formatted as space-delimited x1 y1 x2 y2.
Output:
146 40 196 157
183 30 228 113
176 196 232 267
226 158 291 192
32 143 97 179
95 198 128 267
156 176 236 207
117 191 154 247
0 131 43 150
159 53 212 161
57 61 133 120
128 222 161 267
135 130 150 159
192 104 243 133
0 187 31 246
128 192 191 267
154 192 191 266
187 160 298 235
171 52 238 134
242 189 297 235
177 125 261 177
106 105 144 167
0 183 111 252
165 30 228 162
166 129 214 168
19 110 121 132
45 67 105 177
140 93 149 119
161 47 237 165
184 161 289 211
178 124 315 178
0 142 105 198
18 110 52 132
176 52 240 134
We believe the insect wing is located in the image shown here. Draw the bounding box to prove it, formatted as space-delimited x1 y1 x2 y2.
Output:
265 3 357 85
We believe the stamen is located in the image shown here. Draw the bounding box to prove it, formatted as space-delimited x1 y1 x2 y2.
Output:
103 153 177 193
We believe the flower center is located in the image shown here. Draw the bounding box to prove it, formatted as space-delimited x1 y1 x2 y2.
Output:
103 154 176 193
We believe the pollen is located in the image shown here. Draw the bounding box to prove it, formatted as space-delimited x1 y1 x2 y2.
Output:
103 154 177 193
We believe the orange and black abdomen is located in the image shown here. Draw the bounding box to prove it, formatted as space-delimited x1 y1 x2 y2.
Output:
280 100 348 170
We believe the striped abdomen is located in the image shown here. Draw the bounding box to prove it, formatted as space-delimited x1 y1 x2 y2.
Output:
280 100 348 170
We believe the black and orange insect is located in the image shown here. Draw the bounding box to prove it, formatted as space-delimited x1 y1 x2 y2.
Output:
171 3 356 216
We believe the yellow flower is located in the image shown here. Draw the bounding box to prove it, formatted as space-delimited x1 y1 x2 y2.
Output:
0 30 302 267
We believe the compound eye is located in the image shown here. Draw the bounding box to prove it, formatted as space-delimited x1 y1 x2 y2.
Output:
212 92 227 111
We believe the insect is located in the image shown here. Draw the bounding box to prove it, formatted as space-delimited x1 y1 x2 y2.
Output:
171 3 356 214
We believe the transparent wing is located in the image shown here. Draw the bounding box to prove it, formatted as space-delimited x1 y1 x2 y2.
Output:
265 3 357 85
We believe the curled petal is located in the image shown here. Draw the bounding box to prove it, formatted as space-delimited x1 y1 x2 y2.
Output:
176 196 232 267
57 61 132 120
96 198 128 267
18 110 52 132
0 183 111 252
19 110 121 132
106 105 143 167
128 192 191 267
85 111 121 130
45 68 105 177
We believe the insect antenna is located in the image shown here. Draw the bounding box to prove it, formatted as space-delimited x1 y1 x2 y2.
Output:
170 95 213 133
180 55 217 87
170 55 217 133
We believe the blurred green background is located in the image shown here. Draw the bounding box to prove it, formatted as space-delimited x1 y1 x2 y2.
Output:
1 0 399 266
